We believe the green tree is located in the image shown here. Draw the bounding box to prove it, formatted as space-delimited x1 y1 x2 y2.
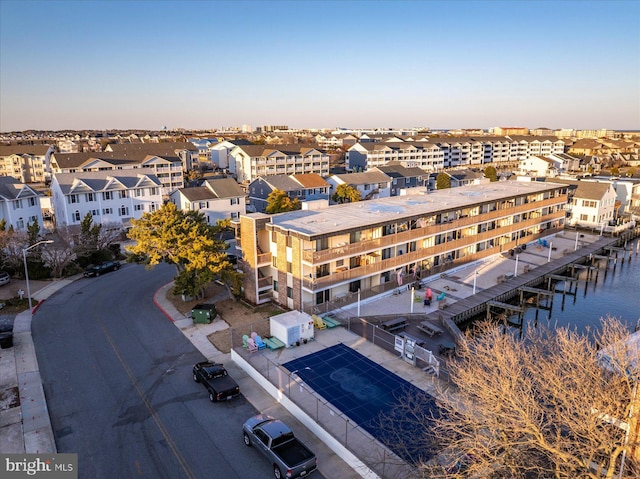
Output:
436 172 451 189
126 202 238 298
332 184 361 204
265 189 301 214
611 166 620 176
484 165 498 182
626 167 637 177
588 165 595 175
27 219 40 245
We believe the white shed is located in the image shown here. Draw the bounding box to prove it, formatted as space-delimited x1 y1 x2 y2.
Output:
269 311 315 347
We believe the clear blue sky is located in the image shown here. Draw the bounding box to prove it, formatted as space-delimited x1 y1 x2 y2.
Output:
1 0 638 132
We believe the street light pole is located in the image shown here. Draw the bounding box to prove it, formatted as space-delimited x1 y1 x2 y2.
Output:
23 240 53 313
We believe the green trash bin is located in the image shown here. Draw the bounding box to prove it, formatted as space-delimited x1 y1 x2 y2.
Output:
191 304 217 324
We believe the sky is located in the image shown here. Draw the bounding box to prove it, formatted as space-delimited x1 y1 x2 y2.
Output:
1 0 639 132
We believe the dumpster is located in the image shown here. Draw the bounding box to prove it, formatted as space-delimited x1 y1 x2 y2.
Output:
191 304 217 324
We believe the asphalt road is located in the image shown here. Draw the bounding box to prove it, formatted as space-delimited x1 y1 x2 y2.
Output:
32 262 279 479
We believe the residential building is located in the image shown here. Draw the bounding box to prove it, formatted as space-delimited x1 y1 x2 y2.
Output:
346 136 565 172
229 144 330 184
210 139 253 170
314 134 358 149
582 176 640 217
554 179 617 229
169 178 246 224
237 180 568 310
50 170 163 228
248 174 330 213
442 169 488 188
51 151 184 196
519 156 560 178
0 144 54 183
104 141 198 172
493 127 530 136
0 177 43 230
347 141 444 171
326 171 392 202
371 162 427 196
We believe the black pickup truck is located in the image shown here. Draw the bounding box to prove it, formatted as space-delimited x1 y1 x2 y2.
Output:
243 415 317 479
192 362 240 402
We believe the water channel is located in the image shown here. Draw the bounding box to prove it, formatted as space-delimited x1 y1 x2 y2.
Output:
462 238 640 334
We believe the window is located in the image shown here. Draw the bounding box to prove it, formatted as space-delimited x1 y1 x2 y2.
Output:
230 198 238 205
85 193 95 202
231 212 238 219
120 206 129 216
13 199 23 209
150 187 158 195
28 197 37 207
73 211 80 222
17 217 24 229
103 191 113 200
103 208 113 215
287 262 292 273
135 204 143 211
91 209 99 216
287 287 293 299
273 280 278 292
135 188 143 197
67 195 78 204
119 190 128 199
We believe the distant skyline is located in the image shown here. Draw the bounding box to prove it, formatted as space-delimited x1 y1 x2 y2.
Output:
1 0 639 132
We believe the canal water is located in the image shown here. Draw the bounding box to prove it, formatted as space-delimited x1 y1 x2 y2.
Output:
465 239 640 334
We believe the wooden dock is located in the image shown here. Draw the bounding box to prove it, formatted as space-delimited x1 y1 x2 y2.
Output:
424 236 623 326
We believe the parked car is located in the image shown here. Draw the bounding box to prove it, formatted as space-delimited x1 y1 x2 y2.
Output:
84 261 121 277
243 414 317 479
192 361 240 402
0 271 10 286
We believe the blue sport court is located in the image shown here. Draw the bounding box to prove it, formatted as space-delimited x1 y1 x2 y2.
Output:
283 343 440 463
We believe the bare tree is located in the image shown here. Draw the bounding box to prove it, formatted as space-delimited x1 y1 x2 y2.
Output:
41 227 77 278
378 317 640 479
1 230 30 275
95 222 124 251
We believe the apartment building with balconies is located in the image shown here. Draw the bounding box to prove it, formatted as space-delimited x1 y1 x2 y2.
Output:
0 144 54 183
229 144 330 184
237 180 568 312
347 136 566 172
51 151 184 196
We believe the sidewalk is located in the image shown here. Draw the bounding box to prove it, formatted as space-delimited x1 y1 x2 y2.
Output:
0 277 77 454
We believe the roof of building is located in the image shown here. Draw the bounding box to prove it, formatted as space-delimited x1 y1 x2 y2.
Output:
0 145 52 157
331 171 392 185
52 151 181 169
262 180 566 238
375 162 427 178
177 186 216 202
53 170 162 194
106 141 197 153
0 176 40 200
203 178 246 198
233 144 325 157
292 173 329 188
447 169 485 180
549 179 613 200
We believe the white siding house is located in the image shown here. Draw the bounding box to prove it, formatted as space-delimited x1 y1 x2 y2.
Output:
0 177 43 230
51 171 163 227
169 178 247 224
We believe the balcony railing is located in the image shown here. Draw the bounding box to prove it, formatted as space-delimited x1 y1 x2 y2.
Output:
302 211 565 289
302 195 566 263
257 276 272 289
256 252 272 265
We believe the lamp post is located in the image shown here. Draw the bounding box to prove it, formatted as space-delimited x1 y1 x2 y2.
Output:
23 240 53 313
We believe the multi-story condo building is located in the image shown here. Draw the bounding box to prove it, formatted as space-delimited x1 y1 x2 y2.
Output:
51 151 184 196
0 177 44 230
169 178 247 224
347 136 565 172
0 144 54 183
229 145 330 184
552 179 617 229
237 180 568 311
50 171 163 228
347 141 445 171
